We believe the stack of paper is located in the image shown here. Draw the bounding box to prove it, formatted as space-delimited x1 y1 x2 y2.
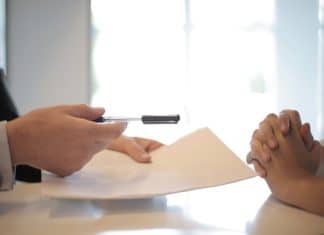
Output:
42 128 256 199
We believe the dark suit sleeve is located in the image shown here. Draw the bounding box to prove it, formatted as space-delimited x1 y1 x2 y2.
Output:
0 69 41 182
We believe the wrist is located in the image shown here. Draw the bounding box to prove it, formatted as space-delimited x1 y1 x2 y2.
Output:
281 175 316 208
273 173 313 205
293 175 324 215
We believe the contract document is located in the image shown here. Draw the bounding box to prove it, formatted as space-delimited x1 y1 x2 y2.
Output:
42 128 256 199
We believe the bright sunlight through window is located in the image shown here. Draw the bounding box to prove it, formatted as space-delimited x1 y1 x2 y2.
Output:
91 0 276 157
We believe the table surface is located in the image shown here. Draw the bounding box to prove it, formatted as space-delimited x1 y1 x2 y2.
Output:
1 177 324 235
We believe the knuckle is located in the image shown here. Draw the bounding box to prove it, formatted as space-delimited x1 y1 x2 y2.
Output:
252 129 259 139
250 139 258 150
262 143 271 153
265 113 277 121
280 109 289 114
78 104 90 111
291 110 300 119
279 113 289 122
258 120 270 129
258 121 265 128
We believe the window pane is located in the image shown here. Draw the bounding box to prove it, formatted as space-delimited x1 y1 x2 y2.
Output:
91 0 276 155
92 0 186 143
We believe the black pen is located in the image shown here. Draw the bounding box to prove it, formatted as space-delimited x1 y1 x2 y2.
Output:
95 115 180 124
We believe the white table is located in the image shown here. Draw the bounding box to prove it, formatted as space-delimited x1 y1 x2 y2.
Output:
1 177 324 235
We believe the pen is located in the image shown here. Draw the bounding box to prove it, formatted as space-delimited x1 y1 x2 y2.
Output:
95 114 180 124
95 115 180 124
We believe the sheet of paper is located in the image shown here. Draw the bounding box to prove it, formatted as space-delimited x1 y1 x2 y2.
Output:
41 128 256 199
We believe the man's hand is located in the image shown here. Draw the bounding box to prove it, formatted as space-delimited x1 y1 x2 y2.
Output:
108 136 164 163
247 110 319 177
7 104 127 176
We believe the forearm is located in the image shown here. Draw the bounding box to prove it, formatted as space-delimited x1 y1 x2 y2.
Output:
316 144 324 176
287 176 324 216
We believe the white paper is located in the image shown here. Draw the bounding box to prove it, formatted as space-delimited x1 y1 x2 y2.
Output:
41 128 256 199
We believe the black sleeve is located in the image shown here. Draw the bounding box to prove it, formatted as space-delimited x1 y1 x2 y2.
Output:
0 69 41 183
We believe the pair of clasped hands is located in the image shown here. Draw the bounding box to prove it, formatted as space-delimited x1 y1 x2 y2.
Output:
247 110 324 216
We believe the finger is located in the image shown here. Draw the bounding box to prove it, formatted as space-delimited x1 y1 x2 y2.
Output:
93 122 127 140
265 113 284 139
246 151 260 164
300 123 314 151
278 112 291 136
246 151 253 164
259 121 278 149
280 109 302 134
65 104 105 120
251 160 267 177
247 143 271 167
250 138 270 162
123 139 152 163
261 143 272 163
133 137 164 152
147 142 164 152
310 141 321 157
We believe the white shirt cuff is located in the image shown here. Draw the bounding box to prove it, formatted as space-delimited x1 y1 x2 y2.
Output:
0 121 15 190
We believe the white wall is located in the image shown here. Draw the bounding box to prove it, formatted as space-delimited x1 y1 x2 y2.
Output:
7 0 91 114
275 0 319 136
318 28 324 138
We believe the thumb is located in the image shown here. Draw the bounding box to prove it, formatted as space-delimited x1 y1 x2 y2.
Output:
65 104 105 120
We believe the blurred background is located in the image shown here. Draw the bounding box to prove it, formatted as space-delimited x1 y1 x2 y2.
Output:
3 0 324 159
90 0 324 158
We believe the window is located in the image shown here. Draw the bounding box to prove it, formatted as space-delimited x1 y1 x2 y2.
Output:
91 0 277 157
